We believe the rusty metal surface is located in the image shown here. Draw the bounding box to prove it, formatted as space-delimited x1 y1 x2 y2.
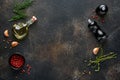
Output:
0 0 120 80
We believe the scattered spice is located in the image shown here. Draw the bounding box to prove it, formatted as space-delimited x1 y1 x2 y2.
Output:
90 7 107 23
88 48 117 71
26 64 32 75
8 39 12 42
91 15 105 23
4 30 9 37
20 64 32 75
11 41 19 47
93 47 100 55
21 69 26 73
92 15 98 20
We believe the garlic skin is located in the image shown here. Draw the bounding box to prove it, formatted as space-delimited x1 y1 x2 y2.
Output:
93 47 100 55
4 30 9 37
11 41 19 47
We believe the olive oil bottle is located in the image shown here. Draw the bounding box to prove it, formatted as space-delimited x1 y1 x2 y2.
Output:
13 16 37 40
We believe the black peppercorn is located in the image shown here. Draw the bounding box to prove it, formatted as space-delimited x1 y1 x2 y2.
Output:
95 5 108 17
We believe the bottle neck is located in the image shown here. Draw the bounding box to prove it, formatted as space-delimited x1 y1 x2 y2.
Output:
26 16 37 27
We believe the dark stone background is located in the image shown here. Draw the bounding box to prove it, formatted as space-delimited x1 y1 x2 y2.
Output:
0 0 120 80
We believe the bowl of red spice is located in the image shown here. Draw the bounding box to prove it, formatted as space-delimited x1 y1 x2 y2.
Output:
9 53 25 70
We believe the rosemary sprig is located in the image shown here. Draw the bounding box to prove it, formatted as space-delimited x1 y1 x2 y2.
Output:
9 0 33 21
14 0 33 10
88 48 117 72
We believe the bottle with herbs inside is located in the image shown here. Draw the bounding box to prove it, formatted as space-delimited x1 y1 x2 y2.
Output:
95 4 108 17
88 19 107 42
12 16 37 40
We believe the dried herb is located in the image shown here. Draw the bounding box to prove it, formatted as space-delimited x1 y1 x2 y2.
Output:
88 48 117 71
9 0 33 21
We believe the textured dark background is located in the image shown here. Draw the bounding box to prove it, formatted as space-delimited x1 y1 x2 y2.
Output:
0 0 120 80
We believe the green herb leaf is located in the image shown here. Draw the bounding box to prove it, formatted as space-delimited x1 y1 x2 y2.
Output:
9 0 33 21
14 0 33 10
9 14 27 21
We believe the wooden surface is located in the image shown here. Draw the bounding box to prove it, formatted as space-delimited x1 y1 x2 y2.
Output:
0 0 120 80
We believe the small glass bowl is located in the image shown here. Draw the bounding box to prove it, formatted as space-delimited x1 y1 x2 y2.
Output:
9 53 25 70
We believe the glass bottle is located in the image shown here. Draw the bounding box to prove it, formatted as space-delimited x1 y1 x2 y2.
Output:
95 5 108 17
12 16 37 40
88 19 107 42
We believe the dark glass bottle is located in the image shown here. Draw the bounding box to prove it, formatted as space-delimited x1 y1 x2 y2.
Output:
88 19 107 42
95 5 108 17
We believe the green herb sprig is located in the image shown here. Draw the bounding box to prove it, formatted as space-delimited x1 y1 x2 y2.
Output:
88 48 117 72
9 0 33 21
14 0 33 10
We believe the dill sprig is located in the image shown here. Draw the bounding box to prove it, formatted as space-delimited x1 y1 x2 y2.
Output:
14 0 33 10
88 48 117 72
9 13 27 21
9 0 33 21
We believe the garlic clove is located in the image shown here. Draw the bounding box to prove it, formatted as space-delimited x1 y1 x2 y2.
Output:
11 41 19 47
4 30 9 37
93 47 100 55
